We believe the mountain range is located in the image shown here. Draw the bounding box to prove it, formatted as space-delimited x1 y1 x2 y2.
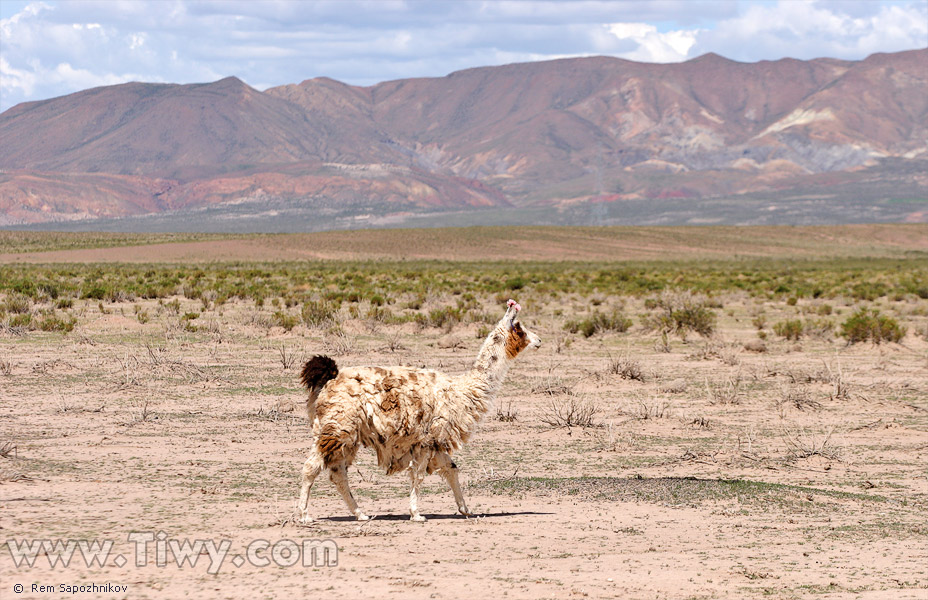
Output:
1 48 925 230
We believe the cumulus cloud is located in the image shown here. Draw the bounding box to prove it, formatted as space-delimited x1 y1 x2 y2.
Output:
607 23 700 63
0 0 925 112
692 0 928 62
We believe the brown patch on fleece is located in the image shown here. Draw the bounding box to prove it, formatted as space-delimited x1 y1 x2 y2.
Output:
380 390 400 413
505 323 529 359
317 423 346 468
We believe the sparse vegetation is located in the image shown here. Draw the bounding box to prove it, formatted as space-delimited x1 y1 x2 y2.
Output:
1 228 926 600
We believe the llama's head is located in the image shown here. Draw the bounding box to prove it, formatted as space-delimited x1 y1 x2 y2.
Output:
496 299 541 359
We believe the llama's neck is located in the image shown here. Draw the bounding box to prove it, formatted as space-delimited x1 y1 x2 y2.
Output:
460 327 513 407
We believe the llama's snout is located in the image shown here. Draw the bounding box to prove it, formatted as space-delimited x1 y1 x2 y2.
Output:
527 331 542 350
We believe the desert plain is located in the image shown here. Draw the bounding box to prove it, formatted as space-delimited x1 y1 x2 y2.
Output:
1 225 927 600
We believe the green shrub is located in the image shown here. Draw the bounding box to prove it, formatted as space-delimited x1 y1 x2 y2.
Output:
564 309 632 338
82 284 109 300
8 313 33 328
3 293 32 314
273 311 300 332
37 311 76 333
302 300 336 327
773 319 803 341
840 309 906 344
643 291 716 338
428 306 463 328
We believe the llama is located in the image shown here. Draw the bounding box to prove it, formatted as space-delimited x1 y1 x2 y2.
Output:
298 299 541 522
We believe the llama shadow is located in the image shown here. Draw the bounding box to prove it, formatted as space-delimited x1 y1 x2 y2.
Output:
323 510 552 522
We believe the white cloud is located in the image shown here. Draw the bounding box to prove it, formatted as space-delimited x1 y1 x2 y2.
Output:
607 22 700 63
692 0 928 61
0 55 38 98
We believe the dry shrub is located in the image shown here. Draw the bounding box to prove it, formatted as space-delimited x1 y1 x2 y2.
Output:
626 398 672 420
608 354 645 381
539 394 600 428
322 327 354 356
659 378 687 394
278 345 304 370
496 400 519 422
782 427 842 461
0 441 16 458
530 372 573 396
743 339 767 353
704 373 743 405
824 359 851 400
776 382 822 413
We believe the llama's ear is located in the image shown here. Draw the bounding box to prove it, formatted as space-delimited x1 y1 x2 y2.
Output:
503 299 520 329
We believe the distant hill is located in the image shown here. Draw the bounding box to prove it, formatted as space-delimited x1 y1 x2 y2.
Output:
1 49 926 229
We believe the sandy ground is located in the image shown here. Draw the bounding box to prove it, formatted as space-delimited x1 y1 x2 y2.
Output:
2 293 927 599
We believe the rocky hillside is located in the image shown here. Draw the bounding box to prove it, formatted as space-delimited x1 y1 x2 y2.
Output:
1 49 925 226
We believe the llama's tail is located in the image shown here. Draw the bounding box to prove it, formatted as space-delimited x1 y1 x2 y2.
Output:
300 355 339 413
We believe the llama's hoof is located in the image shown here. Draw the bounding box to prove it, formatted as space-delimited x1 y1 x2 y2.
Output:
458 509 475 517
410 514 427 522
355 513 370 521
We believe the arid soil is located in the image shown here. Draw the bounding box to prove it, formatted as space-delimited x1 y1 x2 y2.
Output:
2 285 926 599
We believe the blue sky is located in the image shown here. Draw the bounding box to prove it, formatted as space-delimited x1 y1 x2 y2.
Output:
1 0 926 112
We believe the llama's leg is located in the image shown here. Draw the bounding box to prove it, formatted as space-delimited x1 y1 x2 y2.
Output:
408 461 428 522
298 450 324 523
329 464 369 521
430 452 472 516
